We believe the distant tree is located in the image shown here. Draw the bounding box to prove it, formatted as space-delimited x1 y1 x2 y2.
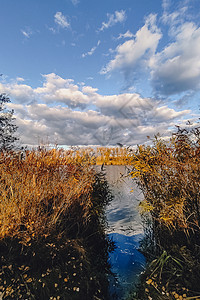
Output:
0 94 18 151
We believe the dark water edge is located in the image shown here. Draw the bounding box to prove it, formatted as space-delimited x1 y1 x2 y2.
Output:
108 233 146 300
95 165 146 299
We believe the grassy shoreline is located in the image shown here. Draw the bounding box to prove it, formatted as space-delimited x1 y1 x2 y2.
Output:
129 127 200 299
0 149 114 299
1 124 200 299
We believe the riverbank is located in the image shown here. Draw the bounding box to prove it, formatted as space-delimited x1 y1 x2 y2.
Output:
0 149 113 299
129 126 200 299
1 125 199 299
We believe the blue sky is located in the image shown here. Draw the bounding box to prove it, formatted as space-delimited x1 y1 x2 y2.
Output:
0 0 200 146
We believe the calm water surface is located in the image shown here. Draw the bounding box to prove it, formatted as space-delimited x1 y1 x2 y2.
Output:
97 165 146 299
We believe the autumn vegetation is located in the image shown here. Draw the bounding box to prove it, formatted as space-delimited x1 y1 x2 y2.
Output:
129 126 200 299
57 146 131 166
1 94 200 299
0 149 113 299
1 132 200 299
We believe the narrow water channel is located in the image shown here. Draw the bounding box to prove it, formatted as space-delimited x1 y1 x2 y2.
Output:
97 165 146 299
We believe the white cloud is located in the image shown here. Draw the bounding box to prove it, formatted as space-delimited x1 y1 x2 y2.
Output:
82 40 101 58
82 86 98 94
21 28 33 38
34 73 90 108
101 14 162 74
99 10 126 31
117 30 134 40
161 0 189 36
1 73 190 146
151 22 200 95
0 83 35 103
54 12 70 29
101 8 200 97
162 0 170 11
16 77 25 82
95 93 189 124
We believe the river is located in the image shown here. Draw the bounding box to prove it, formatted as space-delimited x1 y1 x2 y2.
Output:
97 165 146 299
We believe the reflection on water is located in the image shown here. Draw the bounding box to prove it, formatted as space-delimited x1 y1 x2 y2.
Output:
109 233 146 299
96 165 145 299
100 165 144 236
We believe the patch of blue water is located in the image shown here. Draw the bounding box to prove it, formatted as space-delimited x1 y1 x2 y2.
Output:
108 233 146 300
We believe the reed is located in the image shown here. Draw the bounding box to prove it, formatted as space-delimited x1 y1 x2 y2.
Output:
130 126 200 299
0 148 113 299
0 148 95 242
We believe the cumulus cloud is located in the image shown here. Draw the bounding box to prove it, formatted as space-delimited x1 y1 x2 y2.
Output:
95 93 153 117
0 73 90 107
0 82 35 103
101 5 200 98
95 93 188 129
34 73 90 108
151 22 200 95
54 12 70 29
99 10 126 31
15 104 110 146
100 14 162 74
82 40 101 58
1 73 190 146
82 86 98 94
147 0 200 95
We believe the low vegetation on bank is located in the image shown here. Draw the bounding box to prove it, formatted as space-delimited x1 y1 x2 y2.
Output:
62 146 130 166
0 149 113 299
62 127 200 299
129 126 200 299
1 95 200 299
1 129 200 299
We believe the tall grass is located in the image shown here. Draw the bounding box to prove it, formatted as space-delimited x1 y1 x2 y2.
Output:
0 148 113 299
0 148 95 242
129 126 200 299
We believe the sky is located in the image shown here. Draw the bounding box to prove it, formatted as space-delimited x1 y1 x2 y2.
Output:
0 0 200 147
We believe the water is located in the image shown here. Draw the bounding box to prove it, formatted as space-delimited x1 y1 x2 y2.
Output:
97 165 146 299
103 165 144 236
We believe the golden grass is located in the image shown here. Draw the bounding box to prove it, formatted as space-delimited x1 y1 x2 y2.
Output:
0 148 95 243
130 127 200 299
61 146 131 165
129 130 200 233
0 148 113 299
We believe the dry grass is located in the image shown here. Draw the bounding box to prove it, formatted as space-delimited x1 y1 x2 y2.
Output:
62 146 131 165
0 148 113 299
0 148 95 244
130 127 200 299
130 128 200 234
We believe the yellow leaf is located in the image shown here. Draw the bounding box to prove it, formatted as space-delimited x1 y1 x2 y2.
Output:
146 279 152 285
